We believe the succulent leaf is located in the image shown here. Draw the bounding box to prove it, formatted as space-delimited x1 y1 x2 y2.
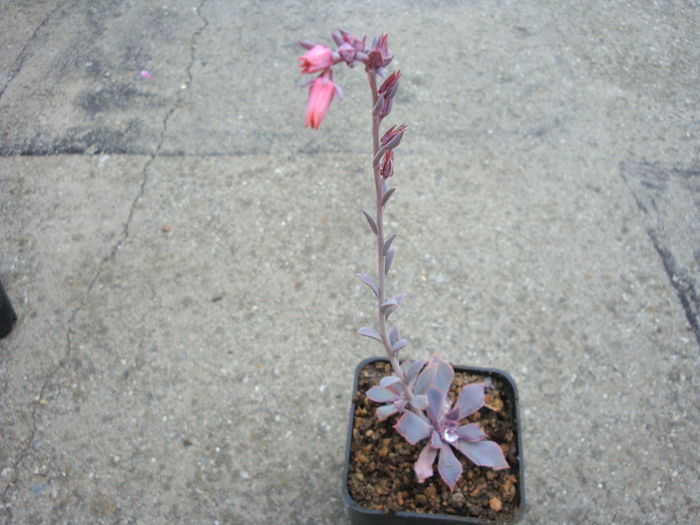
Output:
410 394 428 410
358 273 379 296
394 411 432 445
379 376 401 389
437 444 463 491
431 355 454 394
427 386 446 422
389 325 400 345
430 430 443 449
383 233 397 255
361 210 378 235
455 383 485 419
367 385 396 403
384 248 396 274
406 360 427 384
414 443 437 483
381 187 397 207
455 439 509 470
456 423 488 443
380 298 398 316
376 405 400 421
357 326 382 342
391 339 407 352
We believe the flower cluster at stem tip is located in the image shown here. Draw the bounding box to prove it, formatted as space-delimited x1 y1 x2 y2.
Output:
298 29 397 129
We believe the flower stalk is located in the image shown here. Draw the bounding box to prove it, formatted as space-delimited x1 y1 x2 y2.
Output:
367 71 413 401
297 29 508 491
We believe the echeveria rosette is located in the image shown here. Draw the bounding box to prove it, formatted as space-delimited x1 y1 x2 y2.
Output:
366 359 428 421
393 355 509 491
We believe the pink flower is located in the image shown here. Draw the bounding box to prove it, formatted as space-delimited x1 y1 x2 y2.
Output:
299 45 334 74
304 73 338 129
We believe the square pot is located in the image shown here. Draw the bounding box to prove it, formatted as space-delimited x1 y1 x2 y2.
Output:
343 357 525 524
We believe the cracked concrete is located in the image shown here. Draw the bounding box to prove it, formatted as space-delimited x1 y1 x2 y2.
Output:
1 1 699 524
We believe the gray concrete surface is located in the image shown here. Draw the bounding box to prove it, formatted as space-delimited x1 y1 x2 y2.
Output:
1 1 698 523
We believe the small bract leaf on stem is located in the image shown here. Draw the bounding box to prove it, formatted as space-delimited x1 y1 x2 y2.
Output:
361 210 378 235
358 273 378 297
357 326 382 342
381 187 397 207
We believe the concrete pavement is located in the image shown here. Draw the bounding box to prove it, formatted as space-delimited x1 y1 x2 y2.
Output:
1 1 698 523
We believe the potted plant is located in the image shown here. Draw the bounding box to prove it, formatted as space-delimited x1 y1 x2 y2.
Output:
298 30 524 523
0 279 17 339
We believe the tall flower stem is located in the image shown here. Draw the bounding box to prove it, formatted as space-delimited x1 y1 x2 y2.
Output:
367 72 413 401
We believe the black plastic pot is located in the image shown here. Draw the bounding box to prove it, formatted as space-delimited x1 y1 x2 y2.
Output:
0 280 17 339
343 357 525 525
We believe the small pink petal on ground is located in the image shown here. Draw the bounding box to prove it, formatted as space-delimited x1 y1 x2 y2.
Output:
140 70 152 79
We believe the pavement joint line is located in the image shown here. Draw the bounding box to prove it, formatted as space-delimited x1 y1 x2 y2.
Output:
0 3 210 522
0 1 65 103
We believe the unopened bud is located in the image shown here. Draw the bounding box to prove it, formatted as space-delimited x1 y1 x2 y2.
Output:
380 150 394 179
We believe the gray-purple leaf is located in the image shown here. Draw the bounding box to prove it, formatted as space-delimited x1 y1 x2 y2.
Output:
358 273 378 297
380 298 398 316
456 423 488 443
392 339 408 352
430 430 443 449
427 386 446 422
416 355 454 395
383 233 397 255
358 326 382 342
381 187 397 207
406 360 427 384
410 394 428 410
376 405 399 421
394 411 432 445
367 385 396 403
384 248 396 274
379 376 402 389
389 325 400 345
455 383 485 419
438 444 463 491
455 439 509 470
361 210 378 235
414 443 437 483
433 356 455 394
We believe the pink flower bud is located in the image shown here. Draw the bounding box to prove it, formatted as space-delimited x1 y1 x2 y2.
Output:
380 150 394 179
378 71 401 99
304 72 338 129
380 123 407 149
333 29 367 67
377 71 401 118
366 34 393 73
299 45 334 74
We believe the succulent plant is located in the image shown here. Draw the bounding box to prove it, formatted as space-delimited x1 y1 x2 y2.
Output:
298 29 509 491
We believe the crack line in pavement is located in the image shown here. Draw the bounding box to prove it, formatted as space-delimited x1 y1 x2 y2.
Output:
620 167 700 351
0 2 209 522
0 2 66 103
647 228 700 349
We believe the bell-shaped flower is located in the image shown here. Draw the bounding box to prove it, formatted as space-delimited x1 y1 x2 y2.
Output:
304 71 340 129
299 45 334 74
